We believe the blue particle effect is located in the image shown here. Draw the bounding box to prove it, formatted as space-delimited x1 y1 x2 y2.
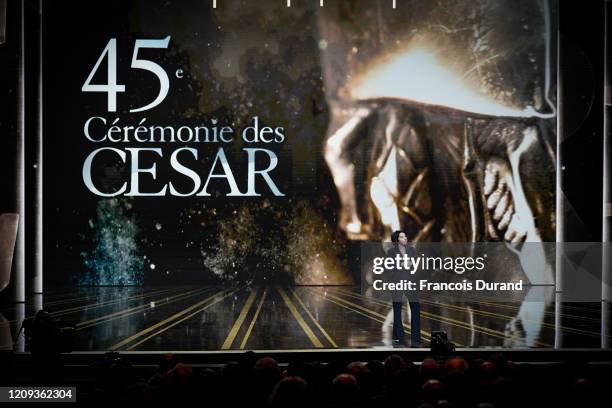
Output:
80 199 144 286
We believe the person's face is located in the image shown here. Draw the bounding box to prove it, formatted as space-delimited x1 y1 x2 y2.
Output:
398 232 408 246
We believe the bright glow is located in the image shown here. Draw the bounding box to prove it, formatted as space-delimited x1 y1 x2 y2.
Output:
352 47 536 118
370 147 401 232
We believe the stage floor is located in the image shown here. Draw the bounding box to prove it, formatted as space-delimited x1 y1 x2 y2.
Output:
1 286 611 351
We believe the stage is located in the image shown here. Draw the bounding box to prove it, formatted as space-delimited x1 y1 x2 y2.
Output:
1 286 610 352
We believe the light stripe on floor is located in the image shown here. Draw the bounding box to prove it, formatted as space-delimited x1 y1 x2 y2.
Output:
240 288 268 349
76 287 211 329
126 288 240 351
222 288 258 349
333 287 539 346
110 287 235 350
277 287 323 348
8 287 180 324
291 288 338 348
309 287 436 343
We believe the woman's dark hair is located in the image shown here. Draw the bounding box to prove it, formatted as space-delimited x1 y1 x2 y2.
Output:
391 230 406 243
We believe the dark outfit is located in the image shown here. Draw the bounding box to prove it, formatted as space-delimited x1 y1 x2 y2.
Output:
387 244 421 346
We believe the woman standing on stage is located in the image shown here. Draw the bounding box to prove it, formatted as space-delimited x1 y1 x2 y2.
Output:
388 230 422 347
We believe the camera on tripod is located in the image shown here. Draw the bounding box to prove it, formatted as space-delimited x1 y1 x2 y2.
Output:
430 331 456 356
21 310 75 354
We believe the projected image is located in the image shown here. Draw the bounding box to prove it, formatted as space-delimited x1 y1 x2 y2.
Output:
32 0 576 352
43 0 556 288
317 0 557 347
320 0 556 246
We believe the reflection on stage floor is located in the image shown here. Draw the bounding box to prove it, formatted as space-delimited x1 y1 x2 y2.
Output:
1 286 610 351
